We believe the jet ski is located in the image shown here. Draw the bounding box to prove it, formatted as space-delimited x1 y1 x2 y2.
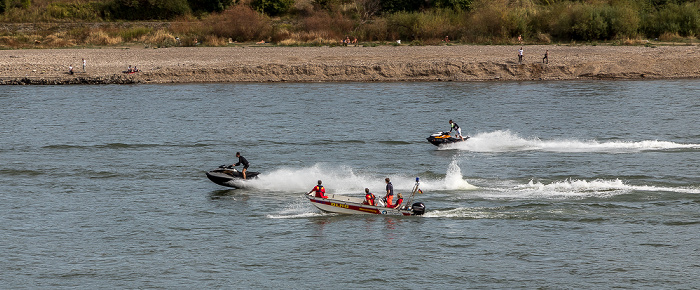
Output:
426 131 469 146
206 165 260 188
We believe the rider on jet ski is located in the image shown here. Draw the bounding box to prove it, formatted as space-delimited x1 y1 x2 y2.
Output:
231 152 250 179
449 120 464 141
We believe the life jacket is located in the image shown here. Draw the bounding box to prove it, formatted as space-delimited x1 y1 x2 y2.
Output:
313 185 327 198
365 193 376 206
394 198 404 209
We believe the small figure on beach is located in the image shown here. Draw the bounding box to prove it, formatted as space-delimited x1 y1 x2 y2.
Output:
443 36 450 43
82 58 86 73
352 37 357 45
543 50 549 64
256 40 265 44
68 65 74 75
518 47 524 64
123 65 139 73
518 34 522 44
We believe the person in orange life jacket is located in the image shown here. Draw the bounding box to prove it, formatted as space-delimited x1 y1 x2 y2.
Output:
308 180 327 198
232 152 249 179
392 193 404 209
384 178 394 207
363 188 376 206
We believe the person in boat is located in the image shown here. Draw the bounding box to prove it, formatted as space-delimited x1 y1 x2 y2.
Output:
231 152 250 179
392 193 404 209
363 188 376 206
449 119 464 141
308 180 328 198
384 178 394 207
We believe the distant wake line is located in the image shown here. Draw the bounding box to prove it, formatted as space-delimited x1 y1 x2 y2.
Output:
440 130 700 153
479 178 700 200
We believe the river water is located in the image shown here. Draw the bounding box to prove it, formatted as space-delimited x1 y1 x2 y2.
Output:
1 80 699 288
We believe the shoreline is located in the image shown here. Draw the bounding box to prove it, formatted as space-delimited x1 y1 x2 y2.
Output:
2 45 699 85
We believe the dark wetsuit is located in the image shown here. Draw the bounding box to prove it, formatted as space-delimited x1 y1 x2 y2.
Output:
235 156 250 169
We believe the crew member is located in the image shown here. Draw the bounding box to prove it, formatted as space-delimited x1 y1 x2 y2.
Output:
308 180 328 198
363 188 376 206
385 178 394 207
449 119 464 141
232 152 249 179
393 193 404 209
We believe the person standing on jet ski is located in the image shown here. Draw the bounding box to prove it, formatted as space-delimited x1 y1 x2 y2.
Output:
449 120 464 141
232 152 250 179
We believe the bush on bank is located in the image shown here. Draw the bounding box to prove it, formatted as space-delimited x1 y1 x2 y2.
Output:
0 0 698 48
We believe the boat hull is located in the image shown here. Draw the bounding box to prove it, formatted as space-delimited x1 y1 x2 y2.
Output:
306 194 415 216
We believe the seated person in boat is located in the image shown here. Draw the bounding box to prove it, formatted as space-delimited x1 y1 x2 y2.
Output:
385 178 394 207
392 193 404 209
308 180 328 198
363 188 376 205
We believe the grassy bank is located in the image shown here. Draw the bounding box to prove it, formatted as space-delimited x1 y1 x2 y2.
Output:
1 0 699 49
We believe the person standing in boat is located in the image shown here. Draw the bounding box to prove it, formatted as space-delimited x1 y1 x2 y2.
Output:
231 152 250 179
309 180 328 198
384 178 394 207
363 188 376 206
449 120 464 141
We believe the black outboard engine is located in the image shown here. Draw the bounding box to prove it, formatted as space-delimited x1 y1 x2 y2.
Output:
411 202 426 216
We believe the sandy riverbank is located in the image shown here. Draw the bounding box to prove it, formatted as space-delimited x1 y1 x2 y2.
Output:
1 45 699 84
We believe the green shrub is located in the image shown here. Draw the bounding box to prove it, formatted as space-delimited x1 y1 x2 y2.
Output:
387 11 421 40
46 3 100 21
642 3 700 37
188 0 233 13
102 0 191 20
119 27 153 41
205 5 271 41
250 0 293 16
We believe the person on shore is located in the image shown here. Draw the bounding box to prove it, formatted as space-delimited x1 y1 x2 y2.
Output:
449 119 464 141
392 193 404 209
352 37 357 46
384 178 394 208
82 58 86 73
518 34 522 44
443 36 450 43
543 50 549 64
363 188 376 206
68 65 74 75
309 180 328 198
518 47 524 64
231 152 250 179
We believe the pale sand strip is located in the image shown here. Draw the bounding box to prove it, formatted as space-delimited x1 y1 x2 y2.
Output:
1 45 699 84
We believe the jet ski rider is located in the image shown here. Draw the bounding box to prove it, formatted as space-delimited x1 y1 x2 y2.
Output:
449 119 464 141
232 152 249 179
309 180 328 198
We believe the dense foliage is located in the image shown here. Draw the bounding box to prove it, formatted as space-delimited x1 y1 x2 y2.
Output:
0 0 698 48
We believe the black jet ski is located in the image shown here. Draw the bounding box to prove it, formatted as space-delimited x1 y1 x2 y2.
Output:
426 131 469 146
206 165 260 188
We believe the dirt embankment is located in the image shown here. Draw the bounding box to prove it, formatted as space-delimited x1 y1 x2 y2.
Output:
1 45 699 84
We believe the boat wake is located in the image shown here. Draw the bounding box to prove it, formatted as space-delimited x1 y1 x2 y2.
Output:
231 162 477 194
440 130 700 153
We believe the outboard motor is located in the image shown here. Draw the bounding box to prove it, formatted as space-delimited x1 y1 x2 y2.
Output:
411 202 426 215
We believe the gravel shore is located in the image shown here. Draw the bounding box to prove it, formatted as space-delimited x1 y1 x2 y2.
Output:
2 45 699 84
